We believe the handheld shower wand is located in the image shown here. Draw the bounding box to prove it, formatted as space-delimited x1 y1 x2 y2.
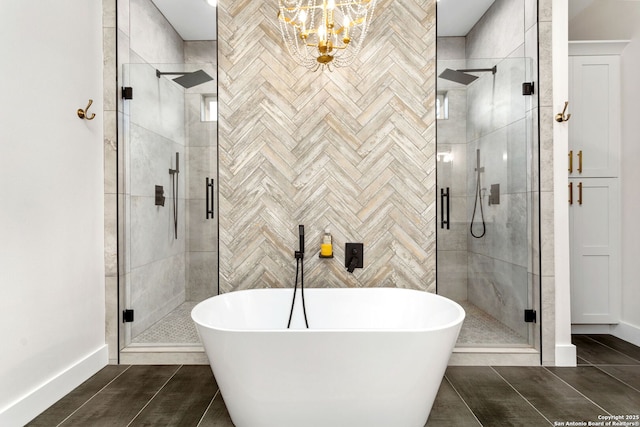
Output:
297 224 305 258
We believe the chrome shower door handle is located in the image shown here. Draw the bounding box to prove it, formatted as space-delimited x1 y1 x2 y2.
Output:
206 177 214 219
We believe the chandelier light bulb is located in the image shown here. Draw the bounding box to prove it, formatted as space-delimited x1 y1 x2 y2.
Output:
299 9 307 32
318 24 326 41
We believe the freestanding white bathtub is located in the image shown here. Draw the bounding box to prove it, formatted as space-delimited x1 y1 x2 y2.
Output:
192 288 465 427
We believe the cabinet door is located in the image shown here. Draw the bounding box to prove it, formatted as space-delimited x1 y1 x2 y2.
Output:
569 178 620 324
569 56 620 178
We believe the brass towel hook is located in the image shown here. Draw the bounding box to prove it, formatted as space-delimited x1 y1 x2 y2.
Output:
77 99 96 120
555 101 571 123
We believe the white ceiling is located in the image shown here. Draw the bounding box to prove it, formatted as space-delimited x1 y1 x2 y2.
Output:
437 0 496 37
152 0 217 41
569 0 640 40
150 0 640 44
152 0 493 41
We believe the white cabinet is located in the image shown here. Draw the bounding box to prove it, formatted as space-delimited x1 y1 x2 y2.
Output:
568 55 621 178
569 178 620 323
568 50 622 324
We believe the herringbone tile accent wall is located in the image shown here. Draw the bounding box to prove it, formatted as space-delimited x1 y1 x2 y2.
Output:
218 0 436 293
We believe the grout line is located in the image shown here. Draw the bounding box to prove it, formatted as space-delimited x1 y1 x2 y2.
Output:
583 335 640 364
57 365 133 427
125 365 183 427
586 363 640 367
543 366 612 415
592 365 640 394
577 355 596 367
490 367 553 426
196 389 220 427
442 374 483 426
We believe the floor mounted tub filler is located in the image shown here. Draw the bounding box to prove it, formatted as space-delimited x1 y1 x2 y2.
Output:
192 288 465 427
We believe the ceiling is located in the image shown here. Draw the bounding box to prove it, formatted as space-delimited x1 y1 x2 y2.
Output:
150 0 640 44
152 0 217 41
569 0 640 40
437 0 496 37
151 0 494 41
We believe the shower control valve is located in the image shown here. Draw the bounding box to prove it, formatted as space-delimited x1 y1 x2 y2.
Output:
345 243 363 273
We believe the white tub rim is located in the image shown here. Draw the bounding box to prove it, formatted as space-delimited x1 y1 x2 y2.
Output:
192 287 465 334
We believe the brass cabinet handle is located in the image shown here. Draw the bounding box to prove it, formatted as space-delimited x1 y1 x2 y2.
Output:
568 150 573 174
569 182 573 205
577 150 583 174
578 182 583 205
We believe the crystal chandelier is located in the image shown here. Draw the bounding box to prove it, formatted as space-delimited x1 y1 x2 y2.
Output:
277 0 378 71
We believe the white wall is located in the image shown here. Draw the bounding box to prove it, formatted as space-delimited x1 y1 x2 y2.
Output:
0 2 107 425
619 29 640 344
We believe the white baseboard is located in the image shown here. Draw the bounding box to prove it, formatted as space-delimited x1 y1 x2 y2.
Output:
571 322 640 347
0 345 108 427
555 343 577 367
571 324 612 334
612 321 640 347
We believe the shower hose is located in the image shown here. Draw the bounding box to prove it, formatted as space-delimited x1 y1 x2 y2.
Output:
470 167 486 238
287 255 309 329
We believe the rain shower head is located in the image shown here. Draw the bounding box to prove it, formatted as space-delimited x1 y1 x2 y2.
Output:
156 69 214 88
438 65 497 86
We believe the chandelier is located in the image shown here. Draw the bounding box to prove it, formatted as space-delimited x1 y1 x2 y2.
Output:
277 0 378 71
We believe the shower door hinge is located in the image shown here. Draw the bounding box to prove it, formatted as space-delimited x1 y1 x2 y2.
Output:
122 309 135 323
522 82 535 96
122 87 133 100
524 309 536 323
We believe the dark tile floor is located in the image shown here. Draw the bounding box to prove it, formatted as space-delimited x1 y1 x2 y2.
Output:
28 335 640 426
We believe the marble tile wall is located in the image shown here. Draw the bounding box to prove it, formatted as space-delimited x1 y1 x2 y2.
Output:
537 0 555 365
103 0 118 363
218 0 437 292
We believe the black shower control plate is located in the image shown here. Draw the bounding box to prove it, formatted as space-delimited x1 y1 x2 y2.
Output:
345 243 364 269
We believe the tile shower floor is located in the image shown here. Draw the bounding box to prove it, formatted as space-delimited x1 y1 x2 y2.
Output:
130 299 525 346
132 302 200 345
457 301 527 345
28 335 640 426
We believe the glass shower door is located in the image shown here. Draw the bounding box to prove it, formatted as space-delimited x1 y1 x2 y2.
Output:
436 57 537 347
119 63 218 349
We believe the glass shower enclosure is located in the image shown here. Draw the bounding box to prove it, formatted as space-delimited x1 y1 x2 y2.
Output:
436 56 538 347
119 62 218 350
